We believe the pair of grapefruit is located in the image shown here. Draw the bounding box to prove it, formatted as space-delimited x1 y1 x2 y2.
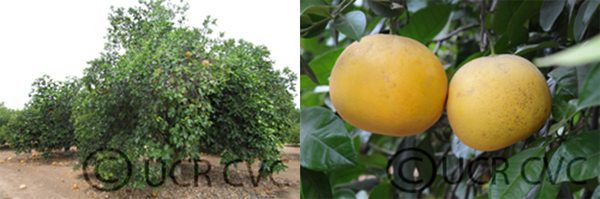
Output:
329 34 552 151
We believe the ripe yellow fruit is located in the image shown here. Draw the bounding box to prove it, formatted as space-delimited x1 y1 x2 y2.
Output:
8 157 11 161
186 51 192 58
52 162 56 165
202 60 209 67
59 162 63 165
73 184 78 189
329 34 448 136
446 54 552 151
152 193 157 197
21 160 24 163
0 161 3 164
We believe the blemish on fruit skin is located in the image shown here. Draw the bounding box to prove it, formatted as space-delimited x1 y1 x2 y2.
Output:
384 76 389 82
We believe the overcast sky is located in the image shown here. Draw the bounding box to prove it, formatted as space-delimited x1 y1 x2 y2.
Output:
0 1 299 110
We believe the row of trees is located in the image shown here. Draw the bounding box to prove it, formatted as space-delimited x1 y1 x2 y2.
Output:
1 0 297 191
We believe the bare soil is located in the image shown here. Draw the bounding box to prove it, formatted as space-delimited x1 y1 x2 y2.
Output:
0 145 300 199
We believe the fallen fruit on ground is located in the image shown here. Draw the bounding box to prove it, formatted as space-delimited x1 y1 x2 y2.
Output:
152 193 157 197
73 184 78 189
20 184 26 189
329 34 448 136
446 54 552 151
8 157 11 161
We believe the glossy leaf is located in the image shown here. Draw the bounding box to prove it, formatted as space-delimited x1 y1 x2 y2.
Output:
507 0 543 40
367 0 404 17
368 180 392 199
578 62 600 109
548 130 600 183
331 11 367 42
301 167 334 198
488 0 522 35
301 55 320 85
489 147 545 199
540 0 566 31
573 0 600 42
592 184 600 199
300 48 345 89
300 107 358 171
398 5 451 44
514 41 559 56
329 162 369 185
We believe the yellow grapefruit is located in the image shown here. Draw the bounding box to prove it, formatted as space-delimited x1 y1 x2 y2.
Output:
446 54 552 151
329 34 448 136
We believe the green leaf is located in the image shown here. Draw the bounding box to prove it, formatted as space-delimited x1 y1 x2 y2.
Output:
300 107 358 171
300 48 345 89
547 63 595 97
367 0 404 17
301 0 329 13
507 0 543 40
578 62 600 109
358 153 388 169
549 130 600 183
472 192 488 199
301 55 320 85
329 162 369 185
540 0 566 31
488 0 522 35
301 167 334 198
333 188 356 199
514 42 559 56
451 134 483 159
331 11 367 42
534 34 600 67
551 94 579 122
301 6 332 38
573 0 600 42
368 180 391 199
397 5 451 44
489 147 546 199
592 184 600 199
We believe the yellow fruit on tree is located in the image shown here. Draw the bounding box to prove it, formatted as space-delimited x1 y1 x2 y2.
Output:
186 51 192 58
202 60 209 67
446 54 552 151
329 34 448 137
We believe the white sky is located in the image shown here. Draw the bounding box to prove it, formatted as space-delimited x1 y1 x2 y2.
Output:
0 1 299 110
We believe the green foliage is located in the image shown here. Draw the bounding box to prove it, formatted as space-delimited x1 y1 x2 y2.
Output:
282 108 300 144
3 75 80 158
300 0 600 198
0 102 19 144
67 0 295 190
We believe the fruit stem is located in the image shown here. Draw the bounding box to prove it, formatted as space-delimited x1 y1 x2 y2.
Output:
485 31 496 56
389 18 396 35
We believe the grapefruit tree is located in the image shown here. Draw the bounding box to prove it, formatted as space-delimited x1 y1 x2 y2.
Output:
70 0 295 190
300 0 600 198
3 75 80 159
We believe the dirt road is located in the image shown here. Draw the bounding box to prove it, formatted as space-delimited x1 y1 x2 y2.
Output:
0 145 300 199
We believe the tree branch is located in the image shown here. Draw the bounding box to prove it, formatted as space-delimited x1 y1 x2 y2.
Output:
432 23 480 42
